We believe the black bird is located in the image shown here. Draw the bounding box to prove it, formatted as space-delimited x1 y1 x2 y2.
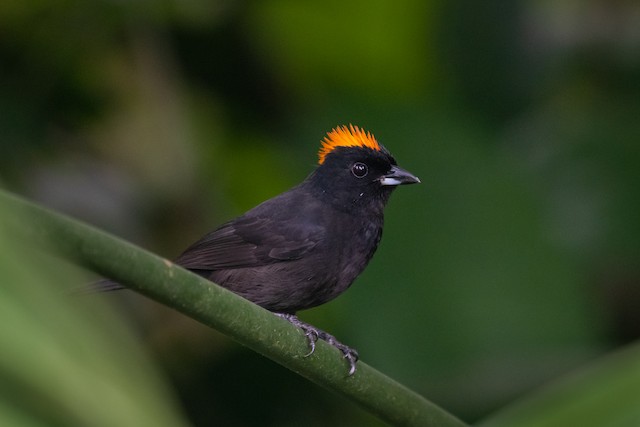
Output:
105 125 419 375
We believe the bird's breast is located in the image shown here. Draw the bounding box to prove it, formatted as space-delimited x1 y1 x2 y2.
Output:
318 213 383 297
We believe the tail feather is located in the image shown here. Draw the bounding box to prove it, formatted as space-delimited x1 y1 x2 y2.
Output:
70 278 125 295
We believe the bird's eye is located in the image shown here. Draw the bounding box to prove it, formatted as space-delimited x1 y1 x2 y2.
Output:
351 162 368 178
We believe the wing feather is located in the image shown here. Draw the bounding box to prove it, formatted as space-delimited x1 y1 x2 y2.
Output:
175 215 322 270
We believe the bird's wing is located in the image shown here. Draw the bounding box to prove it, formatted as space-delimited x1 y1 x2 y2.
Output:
174 215 323 270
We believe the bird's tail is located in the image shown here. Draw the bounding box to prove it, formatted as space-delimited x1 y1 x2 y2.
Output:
70 278 125 295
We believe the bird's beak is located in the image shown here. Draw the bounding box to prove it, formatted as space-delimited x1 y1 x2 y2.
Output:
380 165 421 186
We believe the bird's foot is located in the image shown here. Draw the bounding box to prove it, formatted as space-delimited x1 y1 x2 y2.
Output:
275 313 359 376
316 329 359 376
275 313 319 356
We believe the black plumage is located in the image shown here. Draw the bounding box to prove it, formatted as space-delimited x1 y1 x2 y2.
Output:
103 125 419 375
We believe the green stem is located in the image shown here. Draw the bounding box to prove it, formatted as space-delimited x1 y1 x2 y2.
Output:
0 188 466 427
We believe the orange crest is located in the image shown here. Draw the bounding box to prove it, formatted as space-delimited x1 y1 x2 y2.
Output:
318 125 382 164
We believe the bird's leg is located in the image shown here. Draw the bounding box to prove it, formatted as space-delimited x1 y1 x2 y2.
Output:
274 313 359 376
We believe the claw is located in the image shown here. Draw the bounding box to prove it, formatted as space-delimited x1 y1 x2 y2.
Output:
275 313 318 356
303 328 318 357
274 312 360 376
345 352 357 376
325 335 359 376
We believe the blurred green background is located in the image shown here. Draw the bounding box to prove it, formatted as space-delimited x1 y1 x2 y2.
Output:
1 0 639 425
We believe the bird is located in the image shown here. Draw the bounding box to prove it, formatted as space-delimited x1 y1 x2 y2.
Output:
100 125 419 375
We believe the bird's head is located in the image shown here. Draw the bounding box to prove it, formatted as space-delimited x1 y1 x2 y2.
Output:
308 125 420 213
